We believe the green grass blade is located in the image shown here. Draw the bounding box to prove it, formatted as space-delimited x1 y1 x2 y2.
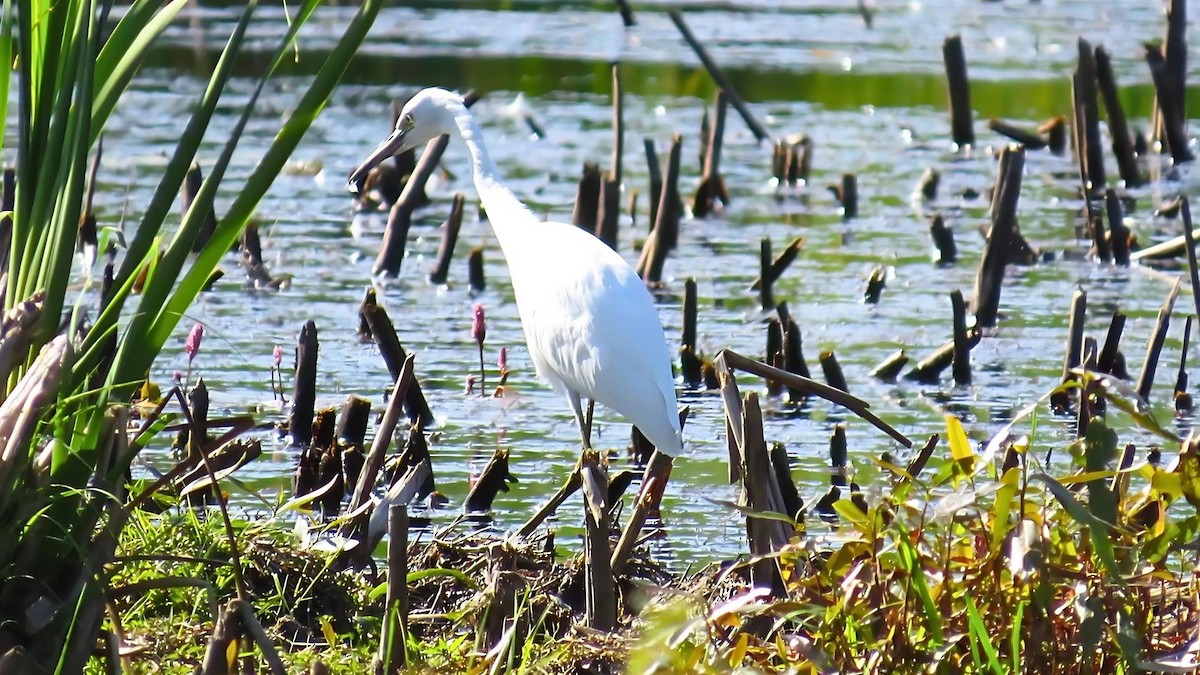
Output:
897 537 943 644
964 595 1003 675
1010 599 1024 671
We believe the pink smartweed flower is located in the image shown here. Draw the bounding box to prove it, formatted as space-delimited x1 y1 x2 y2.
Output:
465 373 476 395
273 345 283 369
497 347 507 372
472 304 486 345
185 323 204 363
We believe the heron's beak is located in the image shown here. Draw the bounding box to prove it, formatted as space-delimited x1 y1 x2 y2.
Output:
347 127 411 194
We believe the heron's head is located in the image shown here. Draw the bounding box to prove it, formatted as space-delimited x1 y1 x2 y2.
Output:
348 88 465 194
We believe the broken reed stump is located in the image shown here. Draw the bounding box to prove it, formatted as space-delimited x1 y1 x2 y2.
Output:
1177 316 1194 413
863 264 886 303
1039 116 1068 155
614 0 635 27
1090 205 1112 263
378 504 409 673
971 144 1026 328
374 198 415 278
916 167 939 202
871 349 909 381
463 448 518 512
693 90 729 218
636 134 683 283
950 290 971 385
182 161 219 253
348 355 415 518
986 119 1047 150
832 174 858 219
572 162 603 235
468 247 485 292
1094 46 1142 187
611 451 672 575
751 236 803 310
644 138 663 228
289 320 319 448
337 395 371 494
595 64 623 250
1105 189 1132 265
1073 39 1107 192
359 293 435 428
580 451 615 630
1146 45 1194 165
905 327 982 384
929 213 957 265
1150 0 1189 161
1136 279 1181 403
680 277 703 386
783 314 812 402
428 193 465 284
667 10 771 143
942 35 975 149
819 351 848 393
1181 198 1200 325
1063 289 1087 382
765 318 784 397
714 361 791 591
1098 311 1126 376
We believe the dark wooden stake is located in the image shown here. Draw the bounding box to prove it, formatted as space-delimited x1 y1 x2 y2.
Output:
751 235 804 298
1106 189 1131 266
929 213 957 265
871 350 909 381
289 321 318 448
1137 279 1181 403
1063 288 1087 381
428 193 465 284
1074 39 1107 192
906 329 982 383
942 35 975 148
182 161 219 253
611 451 672 575
987 119 1046 149
467 247 485 292
1094 46 1142 187
360 296 434 428
580 451 615 630
693 90 729 218
1039 116 1068 155
379 504 408 673
572 163 602 234
971 144 1025 327
819 351 848 393
951 289 971 385
864 264 886 304
614 0 635 26
1098 311 1126 376
680 277 703 386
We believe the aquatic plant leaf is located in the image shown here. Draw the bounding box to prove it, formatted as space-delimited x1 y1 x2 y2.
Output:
946 414 973 461
1179 441 1200 510
990 467 1019 551
1032 473 1121 580
832 499 870 532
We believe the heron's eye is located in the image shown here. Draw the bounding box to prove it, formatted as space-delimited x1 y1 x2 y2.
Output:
399 113 415 130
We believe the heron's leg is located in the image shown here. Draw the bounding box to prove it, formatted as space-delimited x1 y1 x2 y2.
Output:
568 390 592 451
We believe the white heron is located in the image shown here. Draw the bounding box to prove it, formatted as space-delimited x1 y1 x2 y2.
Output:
348 88 684 457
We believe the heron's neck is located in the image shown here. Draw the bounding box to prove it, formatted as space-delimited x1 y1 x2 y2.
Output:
452 109 535 234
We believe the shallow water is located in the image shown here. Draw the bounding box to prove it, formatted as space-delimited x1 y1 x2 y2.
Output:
83 0 1200 560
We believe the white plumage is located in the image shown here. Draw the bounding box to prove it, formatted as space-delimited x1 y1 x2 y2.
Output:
350 88 684 456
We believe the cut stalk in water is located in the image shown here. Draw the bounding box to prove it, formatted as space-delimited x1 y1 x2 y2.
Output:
289 320 318 448
428 193 465 285
820 351 848 393
1094 46 1142 187
942 35 974 148
668 10 771 143
871 349 909 381
1136 279 1181 403
971 144 1025 327
929 213 957 265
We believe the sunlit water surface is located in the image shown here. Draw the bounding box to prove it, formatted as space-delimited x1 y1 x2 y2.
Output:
75 0 1200 561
